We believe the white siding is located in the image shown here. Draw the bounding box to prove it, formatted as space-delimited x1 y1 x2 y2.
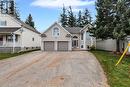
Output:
43 24 71 41
0 14 21 27
21 28 41 48
42 23 72 51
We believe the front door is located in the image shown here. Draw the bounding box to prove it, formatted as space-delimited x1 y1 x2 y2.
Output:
72 40 78 48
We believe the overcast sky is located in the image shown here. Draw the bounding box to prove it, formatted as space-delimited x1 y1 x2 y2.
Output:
16 0 97 32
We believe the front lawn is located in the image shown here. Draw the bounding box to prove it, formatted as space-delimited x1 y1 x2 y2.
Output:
91 51 130 87
0 49 40 60
0 53 25 60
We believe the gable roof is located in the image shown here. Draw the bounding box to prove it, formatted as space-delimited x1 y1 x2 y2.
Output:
43 22 71 35
81 24 93 31
65 27 82 34
0 27 20 33
8 15 41 34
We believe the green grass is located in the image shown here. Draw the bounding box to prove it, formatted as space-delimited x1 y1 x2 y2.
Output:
0 49 40 60
91 51 130 87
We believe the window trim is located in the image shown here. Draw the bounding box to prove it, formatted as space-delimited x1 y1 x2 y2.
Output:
32 38 35 41
6 35 18 42
81 33 84 40
52 27 60 37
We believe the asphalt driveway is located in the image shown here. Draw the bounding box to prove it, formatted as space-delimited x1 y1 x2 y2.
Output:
0 51 109 87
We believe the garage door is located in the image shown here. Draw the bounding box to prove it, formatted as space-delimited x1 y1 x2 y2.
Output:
58 41 68 51
44 41 54 51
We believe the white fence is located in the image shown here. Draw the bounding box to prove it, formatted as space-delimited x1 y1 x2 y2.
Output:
96 39 117 51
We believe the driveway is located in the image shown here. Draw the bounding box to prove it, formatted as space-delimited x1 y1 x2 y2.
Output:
0 51 109 87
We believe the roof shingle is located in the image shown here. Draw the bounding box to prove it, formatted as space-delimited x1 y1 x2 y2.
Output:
65 27 82 34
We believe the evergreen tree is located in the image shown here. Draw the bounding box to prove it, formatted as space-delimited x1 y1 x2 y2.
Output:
8 0 15 15
91 0 130 52
93 0 114 39
60 5 68 27
112 0 130 52
82 8 92 26
25 14 35 28
77 10 84 27
67 6 76 27
15 7 20 20
0 0 21 19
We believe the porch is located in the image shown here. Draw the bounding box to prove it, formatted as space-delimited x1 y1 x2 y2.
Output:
0 34 21 53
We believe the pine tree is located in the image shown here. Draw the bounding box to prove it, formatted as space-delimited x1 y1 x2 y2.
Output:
8 0 15 15
67 6 76 27
60 5 68 28
25 14 35 28
0 0 20 19
112 0 130 52
77 10 84 28
82 8 92 26
94 0 114 39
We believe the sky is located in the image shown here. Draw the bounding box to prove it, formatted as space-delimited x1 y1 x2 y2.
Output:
16 0 97 32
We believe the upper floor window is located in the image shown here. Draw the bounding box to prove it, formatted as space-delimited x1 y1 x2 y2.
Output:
0 20 7 26
81 33 84 40
32 38 34 41
53 28 59 37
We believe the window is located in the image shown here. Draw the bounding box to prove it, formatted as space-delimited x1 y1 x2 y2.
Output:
0 20 7 26
6 35 13 42
6 35 18 42
81 33 84 40
73 36 78 38
32 38 34 41
53 28 59 37
81 45 84 48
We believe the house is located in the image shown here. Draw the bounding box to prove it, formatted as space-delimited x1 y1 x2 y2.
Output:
0 13 41 53
41 22 96 51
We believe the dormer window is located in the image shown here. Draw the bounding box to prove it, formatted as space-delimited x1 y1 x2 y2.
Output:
0 20 7 26
53 28 59 37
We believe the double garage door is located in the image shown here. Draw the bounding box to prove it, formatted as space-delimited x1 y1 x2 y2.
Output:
44 41 69 51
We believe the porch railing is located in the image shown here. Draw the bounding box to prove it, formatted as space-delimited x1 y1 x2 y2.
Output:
0 41 21 47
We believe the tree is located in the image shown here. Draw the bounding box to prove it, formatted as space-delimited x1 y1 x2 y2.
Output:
0 0 20 19
91 0 114 39
77 10 84 27
60 5 68 27
82 8 92 26
112 0 130 52
25 14 35 28
15 7 20 20
90 0 130 52
8 0 15 15
67 6 76 27
9 1 20 20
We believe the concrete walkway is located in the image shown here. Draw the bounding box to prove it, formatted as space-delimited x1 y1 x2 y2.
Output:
0 51 109 87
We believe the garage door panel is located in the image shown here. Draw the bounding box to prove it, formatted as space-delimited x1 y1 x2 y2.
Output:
58 41 68 51
44 41 54 51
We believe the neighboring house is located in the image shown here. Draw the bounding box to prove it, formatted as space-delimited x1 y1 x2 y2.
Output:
0 14 41 53
96 37 130 52
41 22 96 51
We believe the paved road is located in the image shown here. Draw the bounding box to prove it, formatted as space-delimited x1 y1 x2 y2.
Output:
0 51 109 87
